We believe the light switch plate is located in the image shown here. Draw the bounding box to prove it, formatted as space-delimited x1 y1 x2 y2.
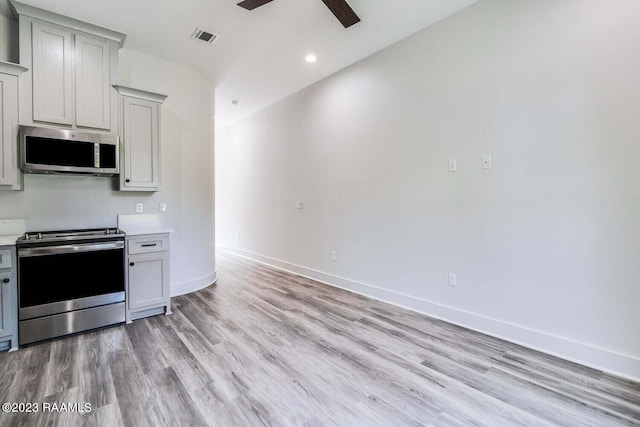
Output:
297 201 304 209
160 203 167 212
448 159 457 172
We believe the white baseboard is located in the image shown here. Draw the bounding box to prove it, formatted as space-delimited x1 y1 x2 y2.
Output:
218 246 640 383
171 270 217 297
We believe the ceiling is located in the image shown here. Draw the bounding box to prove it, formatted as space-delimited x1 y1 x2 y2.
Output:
0 0 477 129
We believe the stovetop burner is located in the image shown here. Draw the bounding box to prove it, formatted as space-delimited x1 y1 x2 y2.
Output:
17 228 125 246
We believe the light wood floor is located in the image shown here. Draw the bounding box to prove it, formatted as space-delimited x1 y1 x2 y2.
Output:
1 251 639 426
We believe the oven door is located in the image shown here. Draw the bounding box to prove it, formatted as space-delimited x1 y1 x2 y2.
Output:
18 241 125 320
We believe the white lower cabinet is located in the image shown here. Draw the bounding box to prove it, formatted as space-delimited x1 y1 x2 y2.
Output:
126 233 171 322
0 246 17 351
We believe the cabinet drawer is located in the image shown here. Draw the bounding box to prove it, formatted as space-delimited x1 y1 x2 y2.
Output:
0 249 11 269
127 235 169 255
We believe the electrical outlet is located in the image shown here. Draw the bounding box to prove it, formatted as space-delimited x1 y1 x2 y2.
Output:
160 202 167 212
482 154 492 169
448 273 457 287
136 203 144 213
297 201 304 209
330 250 337 261
448 159 457 172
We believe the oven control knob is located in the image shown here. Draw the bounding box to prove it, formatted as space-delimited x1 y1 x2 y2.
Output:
24 234 30 240
2 278 9 284
37 233 42 239
105 229 111 235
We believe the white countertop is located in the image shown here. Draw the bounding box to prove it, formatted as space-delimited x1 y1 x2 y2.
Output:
121 228 175 236
0 219 25 246
0 235 21 246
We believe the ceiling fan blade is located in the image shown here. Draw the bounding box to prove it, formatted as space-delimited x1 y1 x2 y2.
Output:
237 0 274 11
321 0 361 28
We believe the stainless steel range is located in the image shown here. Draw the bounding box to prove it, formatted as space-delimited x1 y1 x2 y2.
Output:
16 228 126 345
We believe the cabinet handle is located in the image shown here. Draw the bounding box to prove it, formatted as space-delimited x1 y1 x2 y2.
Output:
2 278 9 284
129 262 135 267
141 243 157 247
125 179 130 183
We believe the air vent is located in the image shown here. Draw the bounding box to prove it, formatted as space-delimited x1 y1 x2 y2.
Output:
191 28 220 44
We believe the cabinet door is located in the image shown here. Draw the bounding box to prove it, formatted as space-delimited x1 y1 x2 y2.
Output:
122 97 159 189
0 74 18 186
32 22 74 125
75 35 110 130
0 271 13 338
128 252 169 310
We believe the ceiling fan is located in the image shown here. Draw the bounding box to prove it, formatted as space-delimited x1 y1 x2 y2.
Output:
237 0 361 29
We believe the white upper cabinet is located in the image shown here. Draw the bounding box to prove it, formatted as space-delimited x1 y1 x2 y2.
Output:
0 62 27 191
123 98 158 188
31 22 74 126
11 0 126 133
115 86 167 192
75 35 111 130
0 74 13 186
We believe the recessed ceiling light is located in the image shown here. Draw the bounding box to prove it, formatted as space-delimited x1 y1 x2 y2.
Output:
305 54 317 63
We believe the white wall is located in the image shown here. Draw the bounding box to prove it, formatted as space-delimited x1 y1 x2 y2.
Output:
119 50 216 293
0 47 216 294
216 0 640 380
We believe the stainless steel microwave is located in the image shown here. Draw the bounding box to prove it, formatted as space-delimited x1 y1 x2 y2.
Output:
20 126 120 176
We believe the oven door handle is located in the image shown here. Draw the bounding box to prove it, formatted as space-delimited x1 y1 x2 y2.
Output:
18 241 124 257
